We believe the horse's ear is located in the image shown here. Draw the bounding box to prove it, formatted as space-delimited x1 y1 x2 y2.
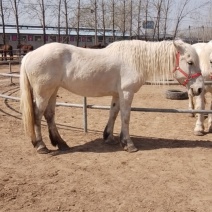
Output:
173 39 186 55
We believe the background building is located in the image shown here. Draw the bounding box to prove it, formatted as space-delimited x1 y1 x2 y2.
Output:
0 24 127 49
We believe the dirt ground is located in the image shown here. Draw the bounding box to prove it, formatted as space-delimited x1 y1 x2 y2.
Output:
0 64 212 212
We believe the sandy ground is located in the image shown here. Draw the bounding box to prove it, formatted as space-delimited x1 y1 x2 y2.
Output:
0 64 212 212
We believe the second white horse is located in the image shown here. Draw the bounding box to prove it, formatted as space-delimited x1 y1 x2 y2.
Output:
189 41 212 135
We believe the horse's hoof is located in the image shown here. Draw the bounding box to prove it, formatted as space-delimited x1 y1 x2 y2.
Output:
104 139 119 145
120 142 138 153
126 145 138 153
58 143 70 151
37 146 50 154
193 131 204 136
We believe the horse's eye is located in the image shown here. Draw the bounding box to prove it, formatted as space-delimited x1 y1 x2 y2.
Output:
188 61 193 65
210 60 212 64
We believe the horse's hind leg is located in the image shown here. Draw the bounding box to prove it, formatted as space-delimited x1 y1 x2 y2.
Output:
33 98 51 154
44 90 70 151
103 95 120 145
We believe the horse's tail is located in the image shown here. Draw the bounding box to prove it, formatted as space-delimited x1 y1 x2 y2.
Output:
20 53 36 142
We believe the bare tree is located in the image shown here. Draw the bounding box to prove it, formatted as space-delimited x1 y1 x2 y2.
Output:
112 0 115 41
162 0 173 39
144 0 149 41
172 0 189 38
0 0 6 45
58 0 62 42
106 0 116 41
64 0 69 43
41 0 46 44
129 0 133 39
9 0 21 45
26 0 49 44
115 0 127 39
94 0 97 44
76 0 81 46
101 0 106 45
152 0 163 41
122 0 126 39
136 0 142 39
189 1 211 41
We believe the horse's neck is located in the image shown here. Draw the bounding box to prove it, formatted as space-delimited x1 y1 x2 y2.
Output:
139 41 176 81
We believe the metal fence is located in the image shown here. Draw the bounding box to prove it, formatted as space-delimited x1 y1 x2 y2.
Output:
1 70 212 132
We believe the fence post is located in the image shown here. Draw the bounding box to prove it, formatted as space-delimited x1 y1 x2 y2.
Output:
9 61 13 85
83 97 88 132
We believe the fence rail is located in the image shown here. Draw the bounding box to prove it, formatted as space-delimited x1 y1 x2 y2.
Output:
1 93 212 114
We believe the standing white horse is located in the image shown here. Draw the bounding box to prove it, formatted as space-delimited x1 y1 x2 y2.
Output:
20 39 204 154
188 41 212 135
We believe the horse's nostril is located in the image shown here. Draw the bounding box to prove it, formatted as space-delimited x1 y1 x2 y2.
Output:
198 88 202 95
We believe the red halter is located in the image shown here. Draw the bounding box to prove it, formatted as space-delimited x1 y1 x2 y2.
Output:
173 52 202 86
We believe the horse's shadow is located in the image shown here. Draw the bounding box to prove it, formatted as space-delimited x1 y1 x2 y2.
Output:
50 136 212 156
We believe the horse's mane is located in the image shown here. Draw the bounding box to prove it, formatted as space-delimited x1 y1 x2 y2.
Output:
106 40 176 82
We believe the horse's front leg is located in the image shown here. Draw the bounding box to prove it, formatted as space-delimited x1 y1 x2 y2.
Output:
4 51 7 61
207 92 212 133
188 89 195 117
2 51 6 61
103 95 120 145
119 91 138 152
10 52 13 60
194 90 205 136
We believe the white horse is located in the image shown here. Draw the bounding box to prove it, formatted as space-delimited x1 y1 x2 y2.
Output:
20 39 204 154
189 41 212 135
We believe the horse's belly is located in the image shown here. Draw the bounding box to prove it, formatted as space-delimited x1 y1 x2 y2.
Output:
62 77 118 97
63 83 117 97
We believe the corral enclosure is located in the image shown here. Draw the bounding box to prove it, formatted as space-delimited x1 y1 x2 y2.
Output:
0 64 212 212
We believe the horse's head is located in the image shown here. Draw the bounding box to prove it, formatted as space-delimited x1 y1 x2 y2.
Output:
173 40 204 96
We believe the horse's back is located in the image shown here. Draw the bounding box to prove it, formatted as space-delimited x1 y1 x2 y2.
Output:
0 44 12 50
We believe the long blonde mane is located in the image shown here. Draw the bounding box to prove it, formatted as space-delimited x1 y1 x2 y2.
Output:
106 40 177 82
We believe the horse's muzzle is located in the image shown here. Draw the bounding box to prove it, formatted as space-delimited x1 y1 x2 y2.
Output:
191 88 203 96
